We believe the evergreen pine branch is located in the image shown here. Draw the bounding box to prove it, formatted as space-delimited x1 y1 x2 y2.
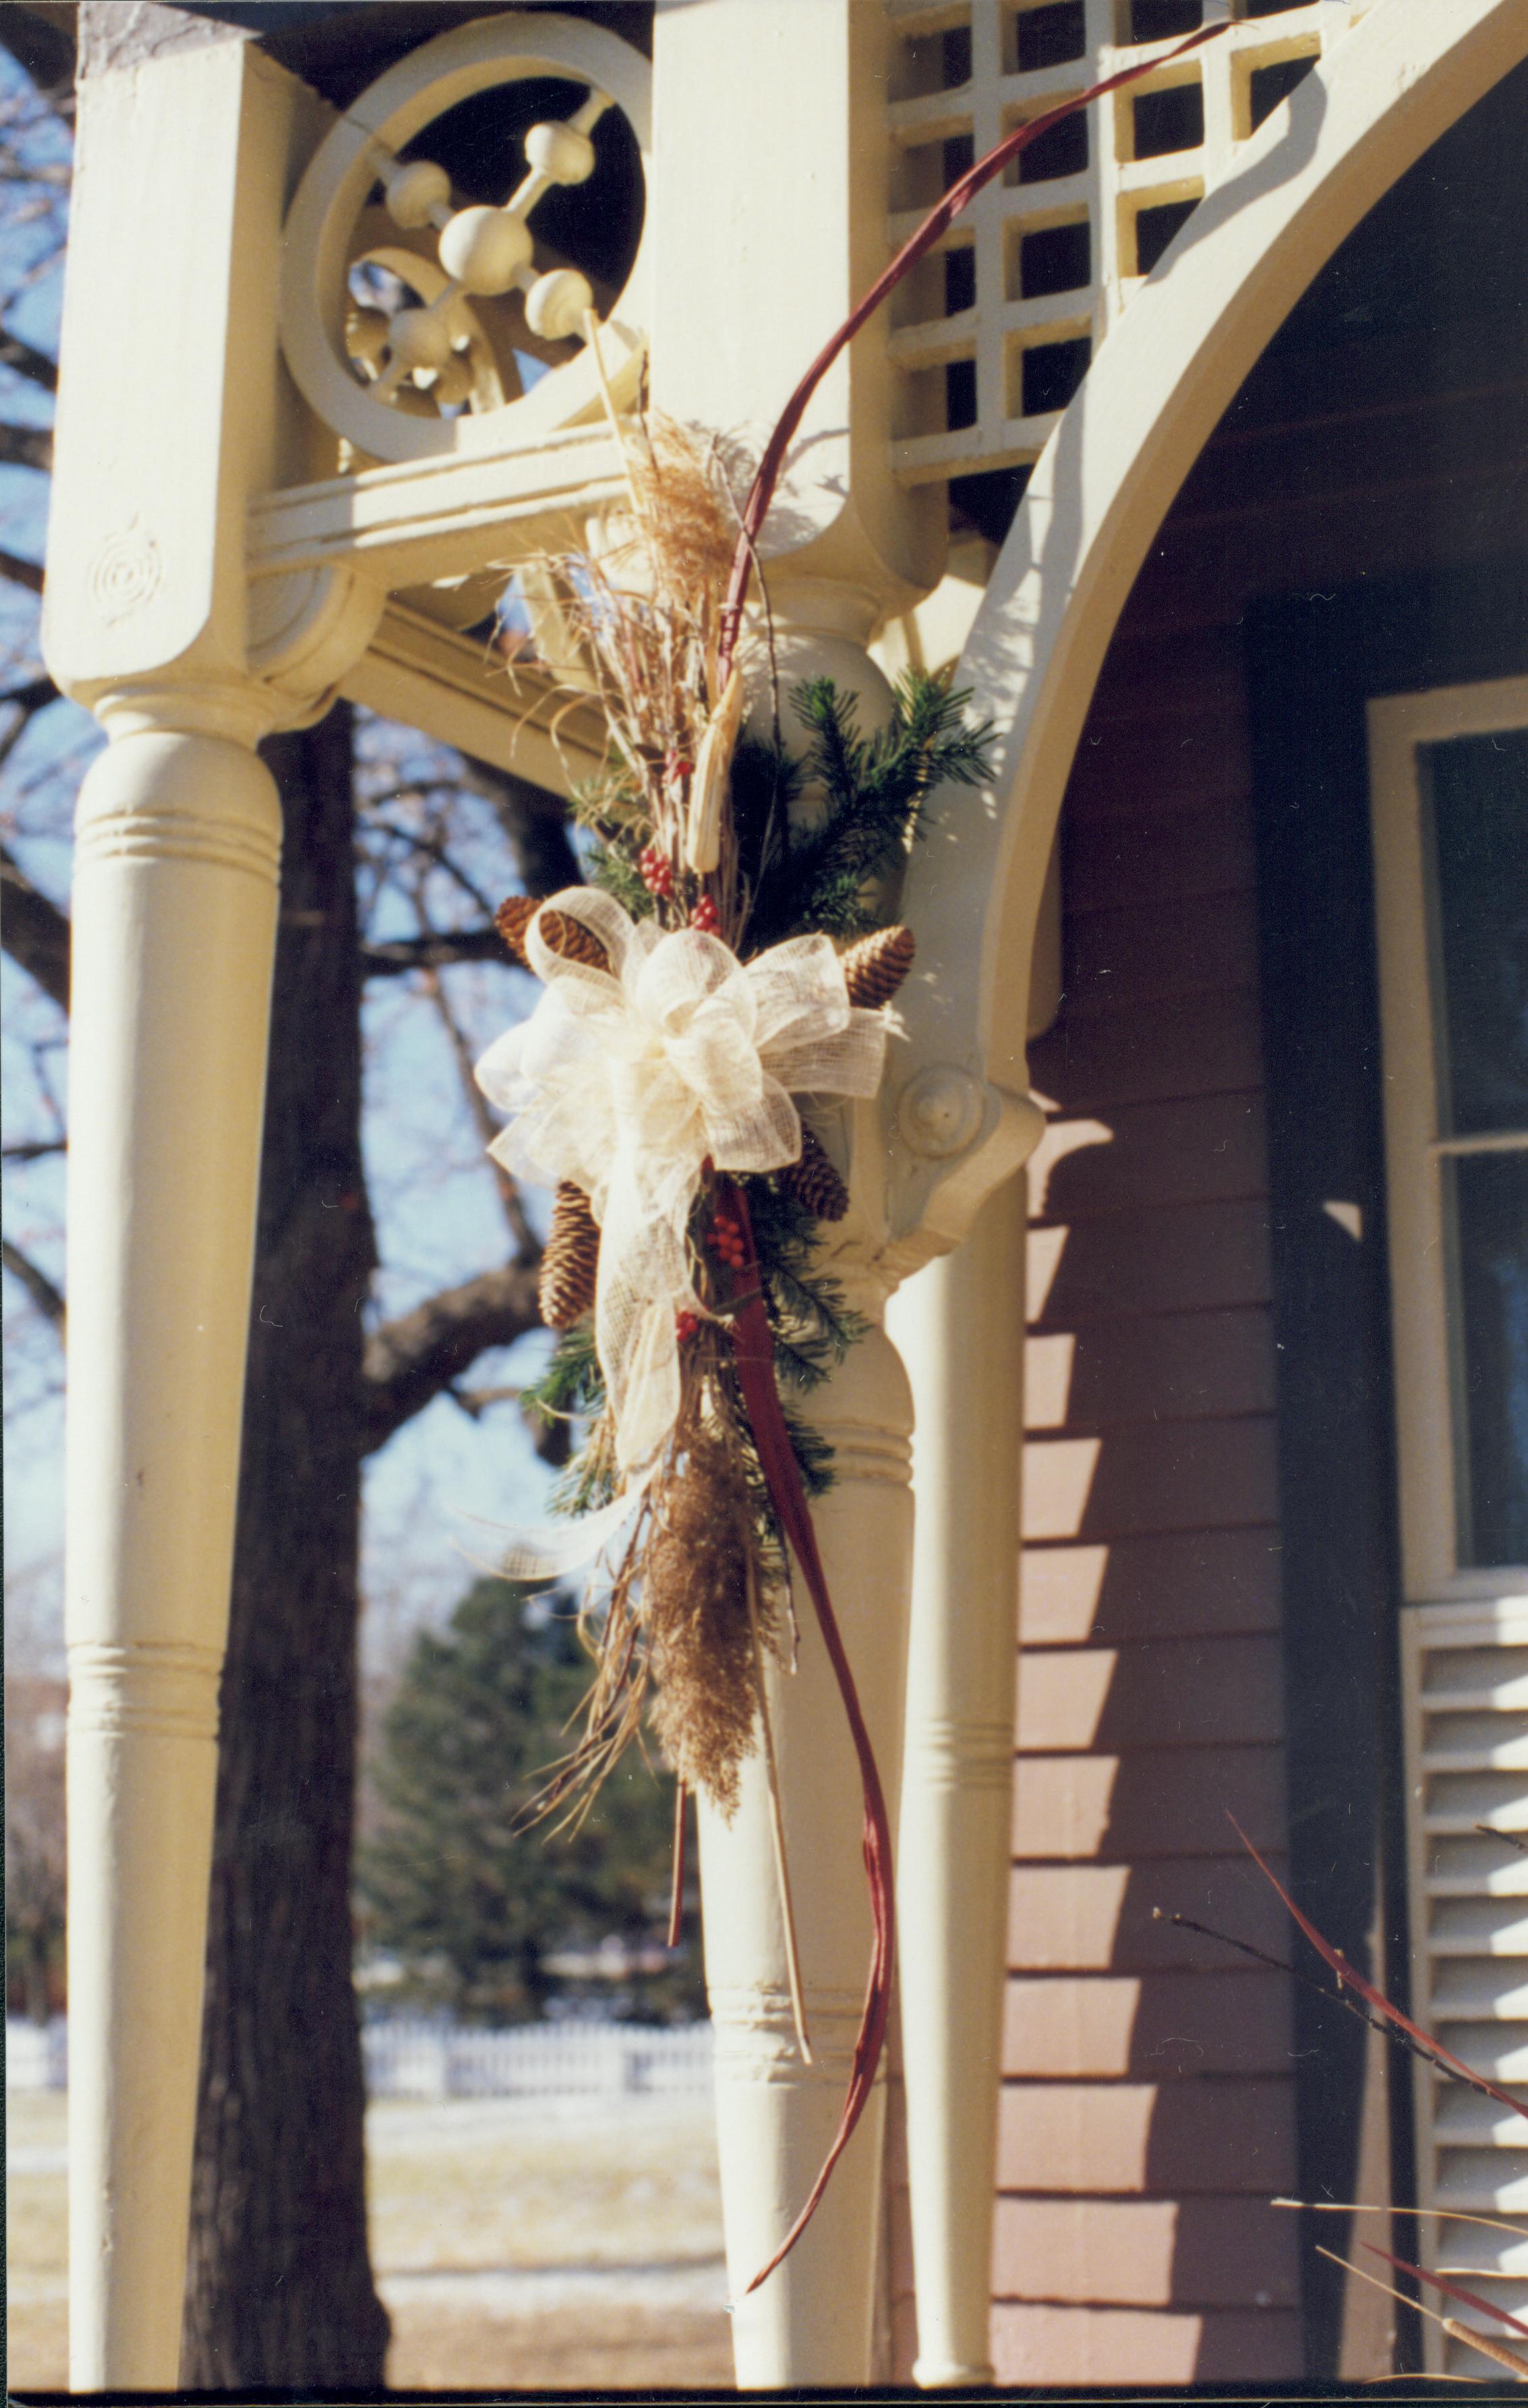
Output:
741 668 997 947
522 1324 604 1427
587 838 657 921
742 1173 866 1417
779 1403 835 1500
793 676 869 818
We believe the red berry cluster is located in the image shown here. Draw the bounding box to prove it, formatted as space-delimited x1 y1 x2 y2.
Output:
674 1308 700 1345
665 750 693 786
709 1207 746 1272
639 844 673 898
689 895 720 934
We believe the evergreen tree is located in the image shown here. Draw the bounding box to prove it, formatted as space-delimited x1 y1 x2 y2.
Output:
361 1579 702 2022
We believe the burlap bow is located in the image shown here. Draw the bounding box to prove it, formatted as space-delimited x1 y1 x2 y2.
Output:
475 889 887 1479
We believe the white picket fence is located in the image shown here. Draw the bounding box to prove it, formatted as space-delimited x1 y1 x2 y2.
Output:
5 2014 713 2101
362 2017 714 2101
6 2017 67 2091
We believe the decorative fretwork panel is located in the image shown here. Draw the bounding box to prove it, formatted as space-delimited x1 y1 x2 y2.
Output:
883 0 1378 483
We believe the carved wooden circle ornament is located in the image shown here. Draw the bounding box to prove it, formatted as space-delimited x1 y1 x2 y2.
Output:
279 11 651 465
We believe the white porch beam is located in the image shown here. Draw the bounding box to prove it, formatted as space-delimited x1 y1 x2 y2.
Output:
340 601 608 795
246 421 629 593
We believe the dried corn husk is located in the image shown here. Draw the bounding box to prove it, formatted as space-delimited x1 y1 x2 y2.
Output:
684 661 744 874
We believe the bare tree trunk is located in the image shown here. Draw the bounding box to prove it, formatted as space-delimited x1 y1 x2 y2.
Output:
183 703 390 2386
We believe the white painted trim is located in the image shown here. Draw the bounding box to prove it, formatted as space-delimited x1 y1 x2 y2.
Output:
1368 676 1528 1602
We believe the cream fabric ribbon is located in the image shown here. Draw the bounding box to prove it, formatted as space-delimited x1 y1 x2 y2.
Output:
475 889 887 1486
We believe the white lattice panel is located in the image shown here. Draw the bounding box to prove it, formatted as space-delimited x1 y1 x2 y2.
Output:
883 0 1378 483
1402 1599 1528 2379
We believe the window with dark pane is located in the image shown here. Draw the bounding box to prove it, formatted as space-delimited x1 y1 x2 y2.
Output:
1132 80 1204 158
1016 1 1086 71
1425 730 1528 1140
942 23 974 85
1447 1152 1528 1568
1424 726 1528 1569
943 131 975 186
945 244 976 314
1016 109 1088 183
1243 0 1317 15
1134 196 1197 274
1020 218 1091 298
1022 334 1090 416
945 358 978 430
951 465 1031 544
1129 0 1201 39
1249 55 1316 132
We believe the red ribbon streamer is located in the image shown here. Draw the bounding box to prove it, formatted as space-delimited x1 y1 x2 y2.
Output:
1231 1813 1528 2126
716 19 1231 683
721 1179 895 2295
1363 2244 1528 2340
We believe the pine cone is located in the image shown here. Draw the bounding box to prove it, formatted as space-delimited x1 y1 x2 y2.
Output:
541 908 610 972
539 1183 600 1328
495 893 537 965
495 894 611 976
781 1122 849 1223
842 923 915 1008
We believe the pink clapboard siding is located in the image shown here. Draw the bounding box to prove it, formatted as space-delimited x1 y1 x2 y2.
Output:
998 614 1301 2387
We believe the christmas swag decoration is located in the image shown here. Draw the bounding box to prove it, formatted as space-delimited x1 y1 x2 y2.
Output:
478 888 886 1475
471 17 1229 2296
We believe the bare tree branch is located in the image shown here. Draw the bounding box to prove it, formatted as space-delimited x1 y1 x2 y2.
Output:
446 1382 523 1421
359 927 507 980
418 957 539 1259
359 1261 543 1455
0 545 43 595
2 1233 64 1329
365 817 498 918
1 842 69 1009
456 755 583 898
0 324 57 394
0 417 49 471
3 1137 64 1161
0 672 60 775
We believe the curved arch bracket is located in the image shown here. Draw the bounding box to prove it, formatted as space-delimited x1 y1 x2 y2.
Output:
886 0 1528 1246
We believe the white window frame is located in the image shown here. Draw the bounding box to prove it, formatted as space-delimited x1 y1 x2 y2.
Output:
1368 675 1528 1606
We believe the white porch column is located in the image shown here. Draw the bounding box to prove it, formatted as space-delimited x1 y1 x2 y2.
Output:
63 688 282 2389
42 18 341 2386
697 1314 914 2385
889 1177 1028 2386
